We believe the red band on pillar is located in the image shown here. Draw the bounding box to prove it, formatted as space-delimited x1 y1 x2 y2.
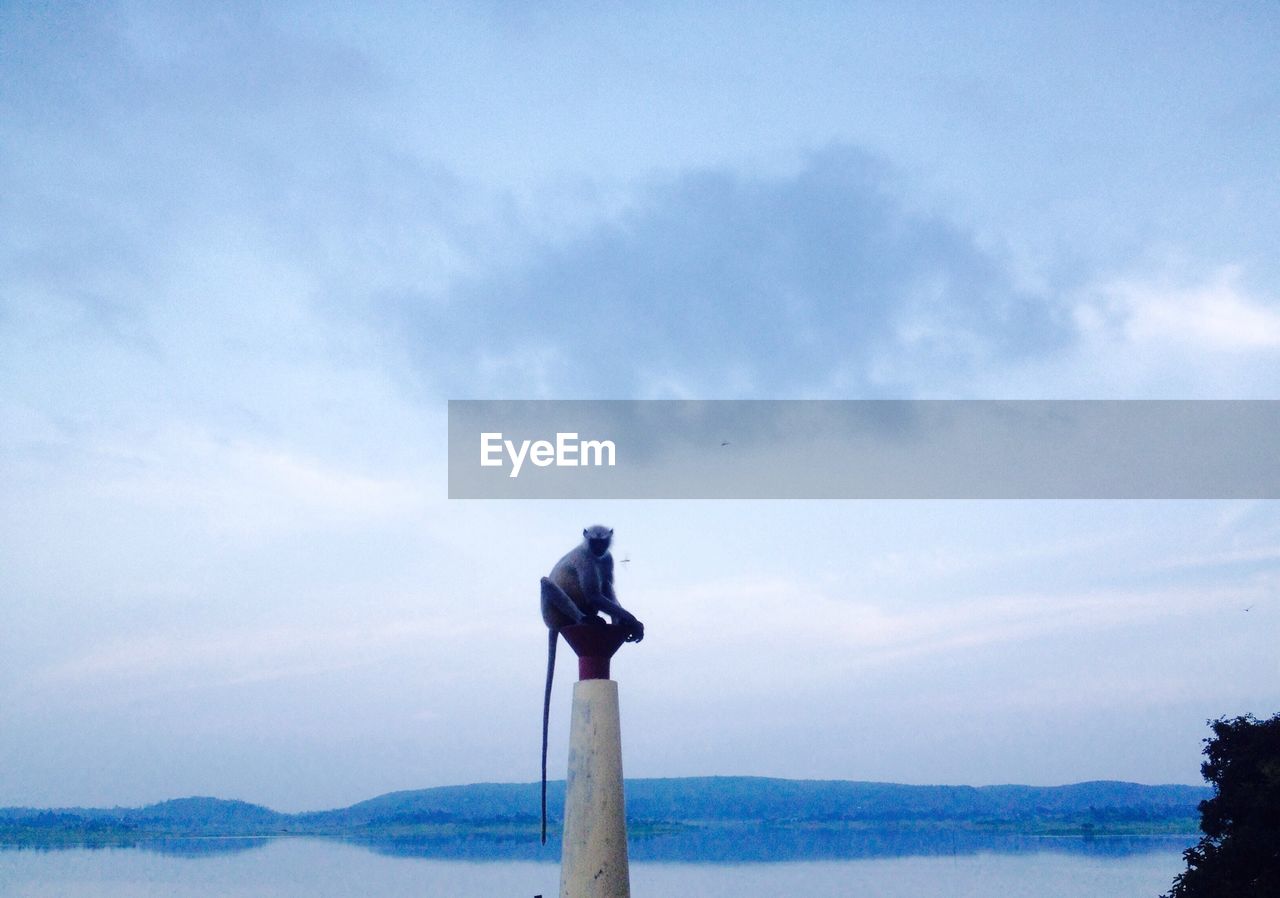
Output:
579 655 611 680
560 623 629 681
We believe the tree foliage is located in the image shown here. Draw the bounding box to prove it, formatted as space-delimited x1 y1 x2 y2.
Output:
1164 713 1280 898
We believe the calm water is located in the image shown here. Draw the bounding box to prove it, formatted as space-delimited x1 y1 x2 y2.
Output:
0 837 1190 897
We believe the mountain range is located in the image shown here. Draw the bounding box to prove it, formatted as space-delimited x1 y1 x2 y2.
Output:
1 776 1207 840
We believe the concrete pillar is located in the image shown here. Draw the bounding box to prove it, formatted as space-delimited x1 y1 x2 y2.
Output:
558 625 631 898
560 679 630 898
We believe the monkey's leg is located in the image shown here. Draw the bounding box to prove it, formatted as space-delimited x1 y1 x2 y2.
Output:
540 577 585 626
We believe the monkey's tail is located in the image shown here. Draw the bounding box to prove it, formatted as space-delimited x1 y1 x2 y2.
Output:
541 627 557 846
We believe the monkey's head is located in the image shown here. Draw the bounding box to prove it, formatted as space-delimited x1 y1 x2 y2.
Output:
583 524 613 558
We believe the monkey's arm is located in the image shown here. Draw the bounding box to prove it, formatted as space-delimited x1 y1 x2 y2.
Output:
590 556 644 641
601 556 618 602
590 590 636 624
593 595 643 642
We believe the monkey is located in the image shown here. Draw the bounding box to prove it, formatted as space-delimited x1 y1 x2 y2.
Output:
539 524 644 844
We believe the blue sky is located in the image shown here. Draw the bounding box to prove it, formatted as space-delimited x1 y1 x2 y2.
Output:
2 2 1279 811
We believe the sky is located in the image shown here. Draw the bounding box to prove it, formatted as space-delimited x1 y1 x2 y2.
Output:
2 1 1279 812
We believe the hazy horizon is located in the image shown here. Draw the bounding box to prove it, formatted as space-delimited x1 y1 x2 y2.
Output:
3 2 1278 814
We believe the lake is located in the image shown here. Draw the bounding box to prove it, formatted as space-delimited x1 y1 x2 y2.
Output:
0 835 1191 897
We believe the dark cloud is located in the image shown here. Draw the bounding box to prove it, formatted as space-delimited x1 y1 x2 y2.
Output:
403 149 1069 399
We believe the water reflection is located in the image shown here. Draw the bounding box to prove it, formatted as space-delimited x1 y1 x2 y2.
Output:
1 837 273 858
2 827 1193 862
628 826 1193 863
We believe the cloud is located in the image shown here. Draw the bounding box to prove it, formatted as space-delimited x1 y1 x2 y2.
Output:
47 424 426 539
963 265 1280 398
397 149 1069 399
1078 267 1280 352
31 616 465 693
630 574 1245 700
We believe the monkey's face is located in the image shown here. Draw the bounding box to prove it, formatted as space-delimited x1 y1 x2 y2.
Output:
583 525 613 557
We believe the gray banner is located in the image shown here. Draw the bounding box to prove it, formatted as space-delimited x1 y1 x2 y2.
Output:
447 400 1280 499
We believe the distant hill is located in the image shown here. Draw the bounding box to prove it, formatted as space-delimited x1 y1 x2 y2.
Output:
625 777 1208 823
0 796 281 828
294 777 1207 828
1 777 1208 847
0 796 284 845
299 782 550 828
127 797 285 830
